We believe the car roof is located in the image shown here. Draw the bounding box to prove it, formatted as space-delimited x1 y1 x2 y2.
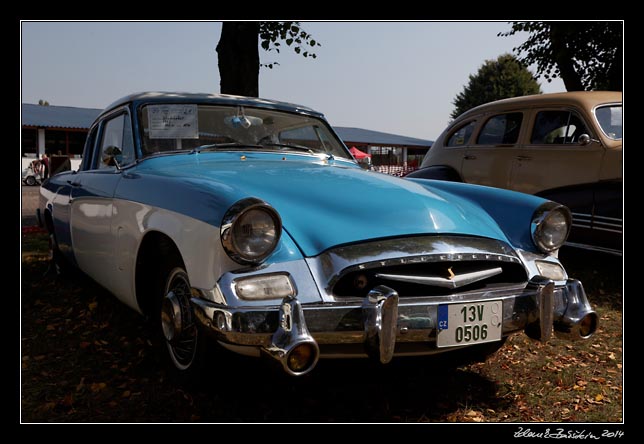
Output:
458 91 623 119
99 91 325 119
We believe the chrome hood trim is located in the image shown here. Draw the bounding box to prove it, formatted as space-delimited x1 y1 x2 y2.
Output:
375 266 503 289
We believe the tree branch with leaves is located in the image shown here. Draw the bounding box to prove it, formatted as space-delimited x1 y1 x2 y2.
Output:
499 21 622 92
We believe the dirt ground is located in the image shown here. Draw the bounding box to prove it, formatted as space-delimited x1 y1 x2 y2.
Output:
20 186 623 424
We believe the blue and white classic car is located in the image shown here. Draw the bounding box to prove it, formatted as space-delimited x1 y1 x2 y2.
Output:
38 92 597 376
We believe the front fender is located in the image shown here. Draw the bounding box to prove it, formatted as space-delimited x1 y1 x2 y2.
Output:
405 165 462 182
408 178 549 253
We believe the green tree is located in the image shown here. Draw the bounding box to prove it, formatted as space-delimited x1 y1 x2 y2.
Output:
500 21 622 91
216 22 320 97
451 54 541 119
38 99 50 106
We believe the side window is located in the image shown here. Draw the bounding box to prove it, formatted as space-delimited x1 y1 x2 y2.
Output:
476 113 523 145
531 110 589 144
97 112 136 169
81 125 98 171
446 121 476 147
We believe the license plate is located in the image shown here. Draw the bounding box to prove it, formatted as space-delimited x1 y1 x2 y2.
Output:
436 300 502 347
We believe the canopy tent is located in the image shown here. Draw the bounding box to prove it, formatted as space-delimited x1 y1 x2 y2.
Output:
349 146 371 159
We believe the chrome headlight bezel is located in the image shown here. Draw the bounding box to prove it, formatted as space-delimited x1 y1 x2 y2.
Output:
221 197 282 265
531 202 572 253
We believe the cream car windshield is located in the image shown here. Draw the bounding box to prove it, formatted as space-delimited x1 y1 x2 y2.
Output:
594 105 622 140
139 104 351 159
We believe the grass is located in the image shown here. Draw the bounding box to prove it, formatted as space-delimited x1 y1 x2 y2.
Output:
21 231 622 423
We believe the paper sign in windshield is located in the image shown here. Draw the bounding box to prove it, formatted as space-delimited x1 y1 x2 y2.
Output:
148 105 198 139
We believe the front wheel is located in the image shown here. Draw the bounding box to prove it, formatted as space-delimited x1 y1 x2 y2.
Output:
157 267 205 374
25 176 37 186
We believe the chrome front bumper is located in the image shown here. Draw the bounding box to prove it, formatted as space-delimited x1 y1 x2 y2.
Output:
191 277 597 376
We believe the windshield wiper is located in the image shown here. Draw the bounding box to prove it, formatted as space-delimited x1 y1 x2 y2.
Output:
259 143 316 155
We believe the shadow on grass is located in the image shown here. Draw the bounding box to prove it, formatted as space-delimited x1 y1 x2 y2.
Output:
23 235 620 423
22 245 510 423
558 247 623 311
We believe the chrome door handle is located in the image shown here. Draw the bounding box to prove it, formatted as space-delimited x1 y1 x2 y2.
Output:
463 155 477 160
516 156 531 161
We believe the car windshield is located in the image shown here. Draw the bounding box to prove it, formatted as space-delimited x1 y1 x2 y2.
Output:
139 104 351 159
594 104 622 140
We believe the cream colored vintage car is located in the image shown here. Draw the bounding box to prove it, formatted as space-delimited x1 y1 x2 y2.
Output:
408 92 622 255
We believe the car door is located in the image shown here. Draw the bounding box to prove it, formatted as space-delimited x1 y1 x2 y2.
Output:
461 111 524 189
47 126 100 261
70 108 136 287
510 107 604 249
510 108 603 196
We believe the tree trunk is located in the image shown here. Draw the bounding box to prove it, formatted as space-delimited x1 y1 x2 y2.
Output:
216 22 260 97
549 23 585 92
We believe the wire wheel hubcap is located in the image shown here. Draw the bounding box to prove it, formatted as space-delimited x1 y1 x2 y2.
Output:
161 270 197 371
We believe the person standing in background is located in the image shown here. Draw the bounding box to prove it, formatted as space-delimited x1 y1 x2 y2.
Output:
41 153 50 179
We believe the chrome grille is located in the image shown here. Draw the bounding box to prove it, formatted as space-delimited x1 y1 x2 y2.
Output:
332 259 527 298
305 236 528 301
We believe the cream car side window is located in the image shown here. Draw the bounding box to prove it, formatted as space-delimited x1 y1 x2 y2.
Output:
531 110 589 145
476 113 523 145
446 121 476 147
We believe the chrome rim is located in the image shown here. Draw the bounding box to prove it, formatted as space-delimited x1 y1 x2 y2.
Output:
161 270 198 371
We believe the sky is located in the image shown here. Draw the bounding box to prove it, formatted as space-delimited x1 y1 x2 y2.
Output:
20 21 566 141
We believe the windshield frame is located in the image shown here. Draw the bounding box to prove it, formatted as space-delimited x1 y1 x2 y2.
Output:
593 102 622 141
134 101 354 161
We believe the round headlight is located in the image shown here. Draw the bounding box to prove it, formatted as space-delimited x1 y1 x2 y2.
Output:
531 203 572 253
221 198 282 265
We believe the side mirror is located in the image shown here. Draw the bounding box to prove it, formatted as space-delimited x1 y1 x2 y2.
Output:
102 146 122 168
578 134 601 146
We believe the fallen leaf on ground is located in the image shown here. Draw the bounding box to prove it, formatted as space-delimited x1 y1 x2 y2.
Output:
90 382 107 392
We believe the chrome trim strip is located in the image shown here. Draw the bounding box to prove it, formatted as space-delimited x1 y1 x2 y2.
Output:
594 215 623 222
572 223 622 234
571 213 622 225
593 221 622 229
592 227 622 234
565 241 622 256
375 266 503 289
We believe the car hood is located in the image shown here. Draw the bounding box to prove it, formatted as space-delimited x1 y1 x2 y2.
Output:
134 154 510 257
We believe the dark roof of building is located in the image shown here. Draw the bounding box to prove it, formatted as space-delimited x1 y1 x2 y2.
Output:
22 103 102 129
334 126 432 148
